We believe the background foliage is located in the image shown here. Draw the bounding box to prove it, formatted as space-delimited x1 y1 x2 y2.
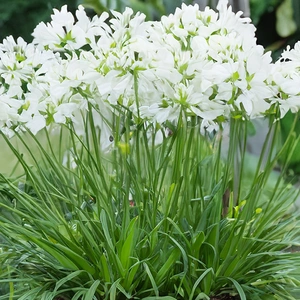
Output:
0 0 80 42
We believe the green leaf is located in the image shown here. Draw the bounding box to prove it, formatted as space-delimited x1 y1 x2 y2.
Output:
191 231 205 257
226 277 246 300
100 210 115 250
22 235 79 271
28 236 95 274
123 261 140 290
72 290 87 300
189 268 213 300
99 253 111 283
156 247 181 285
109 279 121 300
83 279 100 300
52 270 86 295
143 262 159 297
120 216 138 270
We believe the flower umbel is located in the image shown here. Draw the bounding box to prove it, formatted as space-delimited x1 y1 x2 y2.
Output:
0 2 282 140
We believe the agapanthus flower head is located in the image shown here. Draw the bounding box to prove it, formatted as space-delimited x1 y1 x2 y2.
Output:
0 2 280 143
136 0 273 130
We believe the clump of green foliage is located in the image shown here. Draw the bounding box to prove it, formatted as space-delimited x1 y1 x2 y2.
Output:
1 114 300 299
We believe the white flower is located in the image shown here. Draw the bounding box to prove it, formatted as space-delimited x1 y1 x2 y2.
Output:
53 103 78 123
0 3 280 140
0 89 21 131
32 5 110 51
25 115 47 135
269 42 300 117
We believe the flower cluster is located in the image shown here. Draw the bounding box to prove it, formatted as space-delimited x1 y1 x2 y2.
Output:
0 0 298 144
269 42 300 117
